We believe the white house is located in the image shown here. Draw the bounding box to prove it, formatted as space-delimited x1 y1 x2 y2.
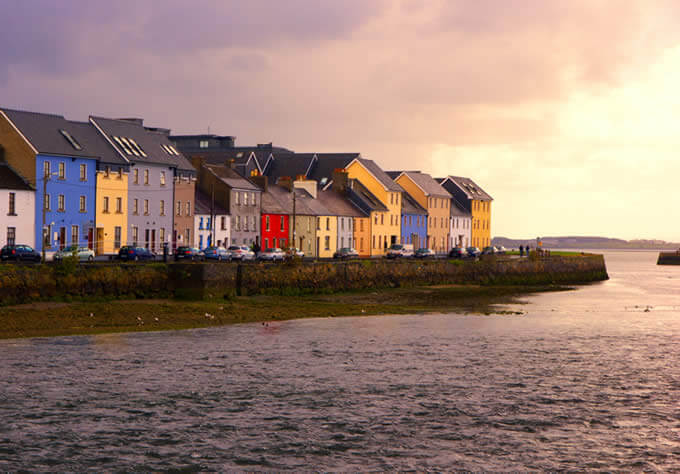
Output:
449 197 472 249
0 163 35 248
194 190 230 249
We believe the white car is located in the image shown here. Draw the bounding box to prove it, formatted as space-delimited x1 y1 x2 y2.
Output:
286 247 305 259
257 248 286 261
53 245 95 262
227 245 255 261
386 244 414 259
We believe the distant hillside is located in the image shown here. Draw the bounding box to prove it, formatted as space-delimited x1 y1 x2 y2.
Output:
492 236 680 250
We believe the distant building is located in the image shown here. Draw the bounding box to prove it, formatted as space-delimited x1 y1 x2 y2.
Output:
0 162 34 248
439 176 493 249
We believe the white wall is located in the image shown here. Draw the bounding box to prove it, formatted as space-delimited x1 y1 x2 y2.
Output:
449 216 471 248
194 212 231 249
0 189 35 248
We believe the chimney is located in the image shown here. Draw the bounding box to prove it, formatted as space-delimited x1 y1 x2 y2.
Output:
293 179 318 199
251 175 268 192
278 176 293 192
332 168 349 192
227 159 236 169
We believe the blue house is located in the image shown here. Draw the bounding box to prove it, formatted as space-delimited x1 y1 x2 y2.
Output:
400 192 428 248
0 108 128 254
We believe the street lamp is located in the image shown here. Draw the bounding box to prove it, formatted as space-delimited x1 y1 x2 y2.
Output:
42 171 59 262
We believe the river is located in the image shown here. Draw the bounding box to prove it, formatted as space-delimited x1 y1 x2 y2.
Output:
1 250 679 471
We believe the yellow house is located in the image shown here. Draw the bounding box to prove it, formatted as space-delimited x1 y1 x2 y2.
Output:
344 159 402 256
315 214 337 258
393 171 452 253
95 166 128 254
439 176 493 249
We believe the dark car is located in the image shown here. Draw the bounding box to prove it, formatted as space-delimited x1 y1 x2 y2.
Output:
0 244 41 262
333 247 359 259
118 246 156 261
481 246 497 256
466 246 481 258
202 246 230 261
448 247 468 259
174 246 205 261
414 247 435 259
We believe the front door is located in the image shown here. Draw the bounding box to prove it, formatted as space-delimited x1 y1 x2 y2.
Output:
151 229 156 252
59 227 66 250
96 228 104 255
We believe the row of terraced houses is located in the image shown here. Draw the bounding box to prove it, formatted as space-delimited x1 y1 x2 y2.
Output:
0 107 492 258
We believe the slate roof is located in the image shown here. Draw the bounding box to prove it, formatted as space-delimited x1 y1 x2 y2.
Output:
194 190 228 215
265 153 317 182
261 184 331 216
356 158 403 192
401 192 427 215
1 108 127 165
391 171 451 198
203 164 260 191
440 175 493 201
450 197 472 217
348 179 388 212
90 116 195 173
317 188 366 218
307 153 360 185
0 163 32 190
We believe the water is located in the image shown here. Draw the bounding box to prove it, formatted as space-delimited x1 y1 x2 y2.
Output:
1 250 680 471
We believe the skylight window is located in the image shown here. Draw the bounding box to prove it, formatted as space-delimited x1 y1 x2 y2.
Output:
120 137 140 156
161 144 172 155
169 145 179 156
128 138 147 157
59 129 82 150
320 177 328 186
113 136 133 155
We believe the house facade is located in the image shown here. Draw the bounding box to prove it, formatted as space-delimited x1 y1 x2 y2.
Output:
173 175 196 248
439 176 493 249
449 198 472 248
0 163 34 248
393 171 452 253
400 192 428 248
194 190 230 249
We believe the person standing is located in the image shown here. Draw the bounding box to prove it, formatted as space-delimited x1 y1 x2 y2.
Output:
519 245 524 257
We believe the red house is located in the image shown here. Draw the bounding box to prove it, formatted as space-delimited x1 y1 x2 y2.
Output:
256 179 291 250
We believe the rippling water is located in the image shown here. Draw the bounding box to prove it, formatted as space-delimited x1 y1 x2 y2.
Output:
1 250 680 471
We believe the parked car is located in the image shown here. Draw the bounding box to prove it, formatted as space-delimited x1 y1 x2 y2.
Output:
495 246 507 255
118 246 156 261
257 247 286 261
386 244 414 259
202 246 230 261
285 247 305 259
53 245 95 262
481 246 497 256
466 246 481 258
227 245 255 261
448 247 468 259
414 247 435 259
0 244 41 262
174 246 205 261
333 247 359 259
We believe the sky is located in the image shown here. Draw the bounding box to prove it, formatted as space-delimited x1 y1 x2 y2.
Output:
2 0 680 241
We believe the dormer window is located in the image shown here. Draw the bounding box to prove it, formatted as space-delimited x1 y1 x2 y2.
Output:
199 140 209 148
59 129 82 150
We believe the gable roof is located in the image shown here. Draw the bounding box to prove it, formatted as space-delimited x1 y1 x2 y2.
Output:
90 116 195 173
392 170 451 198
1 108 127 165
317 188 366 218
0 162 32 190
356 158 403 192
194 190 228 215
203 164 260 191
347 178 388 213
401 191 427 215
265 153 317 182
307 153 360 185
440 175 493 201
450 196 472 217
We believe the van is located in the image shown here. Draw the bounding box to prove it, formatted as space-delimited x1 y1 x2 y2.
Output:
386 243 414 258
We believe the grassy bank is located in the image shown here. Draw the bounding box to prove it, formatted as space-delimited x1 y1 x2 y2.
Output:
0 284 576 340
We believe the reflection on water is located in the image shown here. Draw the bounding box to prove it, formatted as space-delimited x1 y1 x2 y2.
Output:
1 250 679 470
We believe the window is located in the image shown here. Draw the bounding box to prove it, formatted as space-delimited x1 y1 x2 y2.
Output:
374 214 378 225
128 139 147 157
8 192 15 215
160 228 165 245
133 199 139 215
324 236 330 250
144 199 149 215
113 136 133 155
105 166 111 178
244 216 248 231
79 195 86 212
360 220 364 232
43 161 50 178
236 216 241 230
114 226 121 249
59 129 82 150
116 197 122 213
160 171 166 186
380 214 384 225
199 140 209 148
265 215 270 231
221 216 226 230
186 201 191 216
118 168 123 180
176 201 181 216
7 227 16 246
58 194 65 212
341 218 344 231
120 137 139 156
58 162 65 180
264 238 269 249
373 235 376 248
206 217 211 230
390 193 394 205
160 200 165 216
280 217 285 232
71 225 79 245
251 192 256 206
80 164 87 181
44 194 50 211
316 217 320 230
134 169 139 184
199 217 204 230
243 192 248 206
103 196 110 213
235 192 240 205
144 169 149 185
252 216 256 232
131 226 138 246
326 217 330 231
185 228 191 244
